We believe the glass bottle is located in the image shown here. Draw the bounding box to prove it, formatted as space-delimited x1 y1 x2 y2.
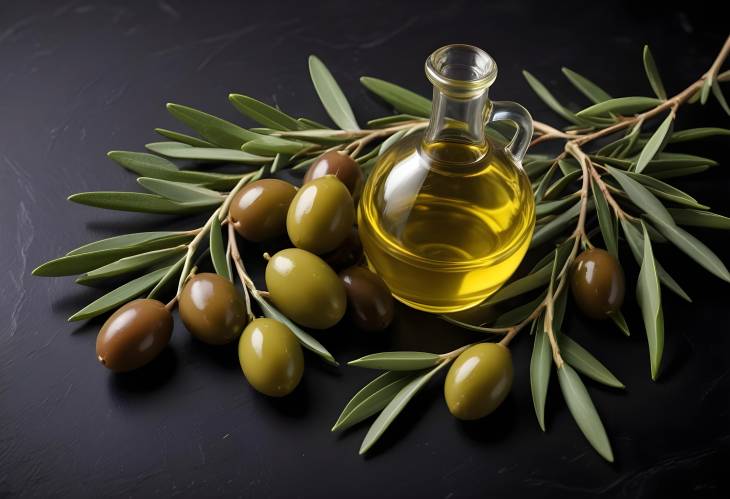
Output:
358 44 535 313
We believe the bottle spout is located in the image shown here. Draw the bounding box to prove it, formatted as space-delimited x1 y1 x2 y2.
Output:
425 44 497 99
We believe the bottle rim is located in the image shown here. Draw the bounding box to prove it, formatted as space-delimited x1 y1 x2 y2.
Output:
425 44 498 98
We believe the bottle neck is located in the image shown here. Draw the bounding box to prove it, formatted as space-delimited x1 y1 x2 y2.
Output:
422 87 491 163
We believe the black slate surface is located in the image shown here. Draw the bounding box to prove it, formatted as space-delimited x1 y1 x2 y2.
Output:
1 1 729 497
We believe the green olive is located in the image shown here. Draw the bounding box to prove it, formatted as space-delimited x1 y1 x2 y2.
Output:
238 318 304 397
304 151 364 200
179 273 248 345
570 248 625 319
339 266 394 331
229 179 297 242
444 343 513 420
286 176 355 254
265 248 346 329
96 299 173 372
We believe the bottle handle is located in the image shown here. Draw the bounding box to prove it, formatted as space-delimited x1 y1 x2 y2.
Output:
489 100 533 163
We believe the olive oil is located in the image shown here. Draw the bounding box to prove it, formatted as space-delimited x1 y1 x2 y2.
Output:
358 133 535 313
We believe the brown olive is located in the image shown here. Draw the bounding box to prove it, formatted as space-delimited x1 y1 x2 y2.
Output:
322 227 363 271
96 299 173 372
444 343 513 420
286 176 355 255
570 248 625 319
265 248 346 329
229 178 297 242
304 150 364 200
339 266 394 331
238 318 304 397
179 273 248 345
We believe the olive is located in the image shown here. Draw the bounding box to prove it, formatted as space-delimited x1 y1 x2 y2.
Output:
322 226 363 271
339 266 394 331
238 318 304 397
570 248 625 319
179 273 248 345
96 299 173 372
444 343 513 420
286 176 355 255
229 179 297 242
304 151 364 200
265 248 346 329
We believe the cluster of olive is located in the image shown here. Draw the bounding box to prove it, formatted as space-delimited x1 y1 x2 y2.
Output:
96 151 395 398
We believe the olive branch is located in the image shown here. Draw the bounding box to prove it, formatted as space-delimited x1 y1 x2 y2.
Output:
33 36 730 462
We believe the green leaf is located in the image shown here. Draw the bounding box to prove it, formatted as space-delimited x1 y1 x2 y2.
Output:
606 166 673 226
154 128 213 148
68 266 171 321
531 201 587 247
636 222 664 380
530 328 552 431
700 77 713 105
577 96 662 117
591 178 618 258
558 335 624 388
485 265 551 306
274 129 350 145
166 103 259 149
635 113 673 173
367 114 423 128
648 215 730 282
647 165 712 180
137 177 223 204
608 310 631 336
668 127 730 143
348 351 441 371
148 257 185 299
623 172 707 210
297 117 331 129
34 246 160 277
536 195 578 217
251 292 337 366
522 70 583 124
360 77 431 117
332 371 416 432
308 55 359 130
359 361 447 455
270 153 289 174
380 129 407 155
557 364 614 462
561 67 612 104
66 231 192 256
146 142 270 164
209 213 230 281
228 93 300 131
493 291 547 328
642 46 667 100
711 80 730 116
240 135 308 155
525 159 554 179
620 218 691 302
543 170 581 201
68 191 211 215
558 158 580 175
79 246 187 281
668 208 730 229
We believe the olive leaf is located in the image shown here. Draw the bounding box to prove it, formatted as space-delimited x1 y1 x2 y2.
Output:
493 291 547 328
558 334 624 388
148 257 185 299
522 70 585 124
269 153 289 174
558 158 580 175
648 215 730 283
137 178 224 205
668 208 730 229
577 97 662 117
608 310 631 337
557 364 614 462
228 93 301 131
616 121 645 158
605 166 673 226
34 245 172 277
154 128 214 148
348 351 441 371
240 135 309 156
642 46 667 100
146 142 270 164
379 129 407 155
360 77 432 117
79 246 187 281
623 172 707 210
552 287 568 333
66 231 192 256
536 195 578 217
485 265 551 306
525 159 554 179
591 178 618 258
531 201 588 248
69 191 212 215
648 165 712 180
620 218 690 301
530 328 552 431
308 55 359 130
332 371 417 432
359 361 448 455
700 77 713 105
68 266 171 321
534 162 559 202
635 113 673 173
250 291 337 366
166 103 259 148
636 222 664 380
561 67 612 104
296 117 331 129
711 80 730 116
668 127 730 143
209 213 230 281
543 171 581 201
367 114 424 128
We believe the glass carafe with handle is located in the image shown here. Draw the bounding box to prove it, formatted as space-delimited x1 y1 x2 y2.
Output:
358 44 535 313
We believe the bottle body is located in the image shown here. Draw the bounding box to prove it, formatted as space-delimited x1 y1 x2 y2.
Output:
358 132 535 313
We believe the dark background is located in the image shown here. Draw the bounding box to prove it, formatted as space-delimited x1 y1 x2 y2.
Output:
1 1 729 497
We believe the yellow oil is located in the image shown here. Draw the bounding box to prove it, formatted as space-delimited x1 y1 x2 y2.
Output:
358 132 535 313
